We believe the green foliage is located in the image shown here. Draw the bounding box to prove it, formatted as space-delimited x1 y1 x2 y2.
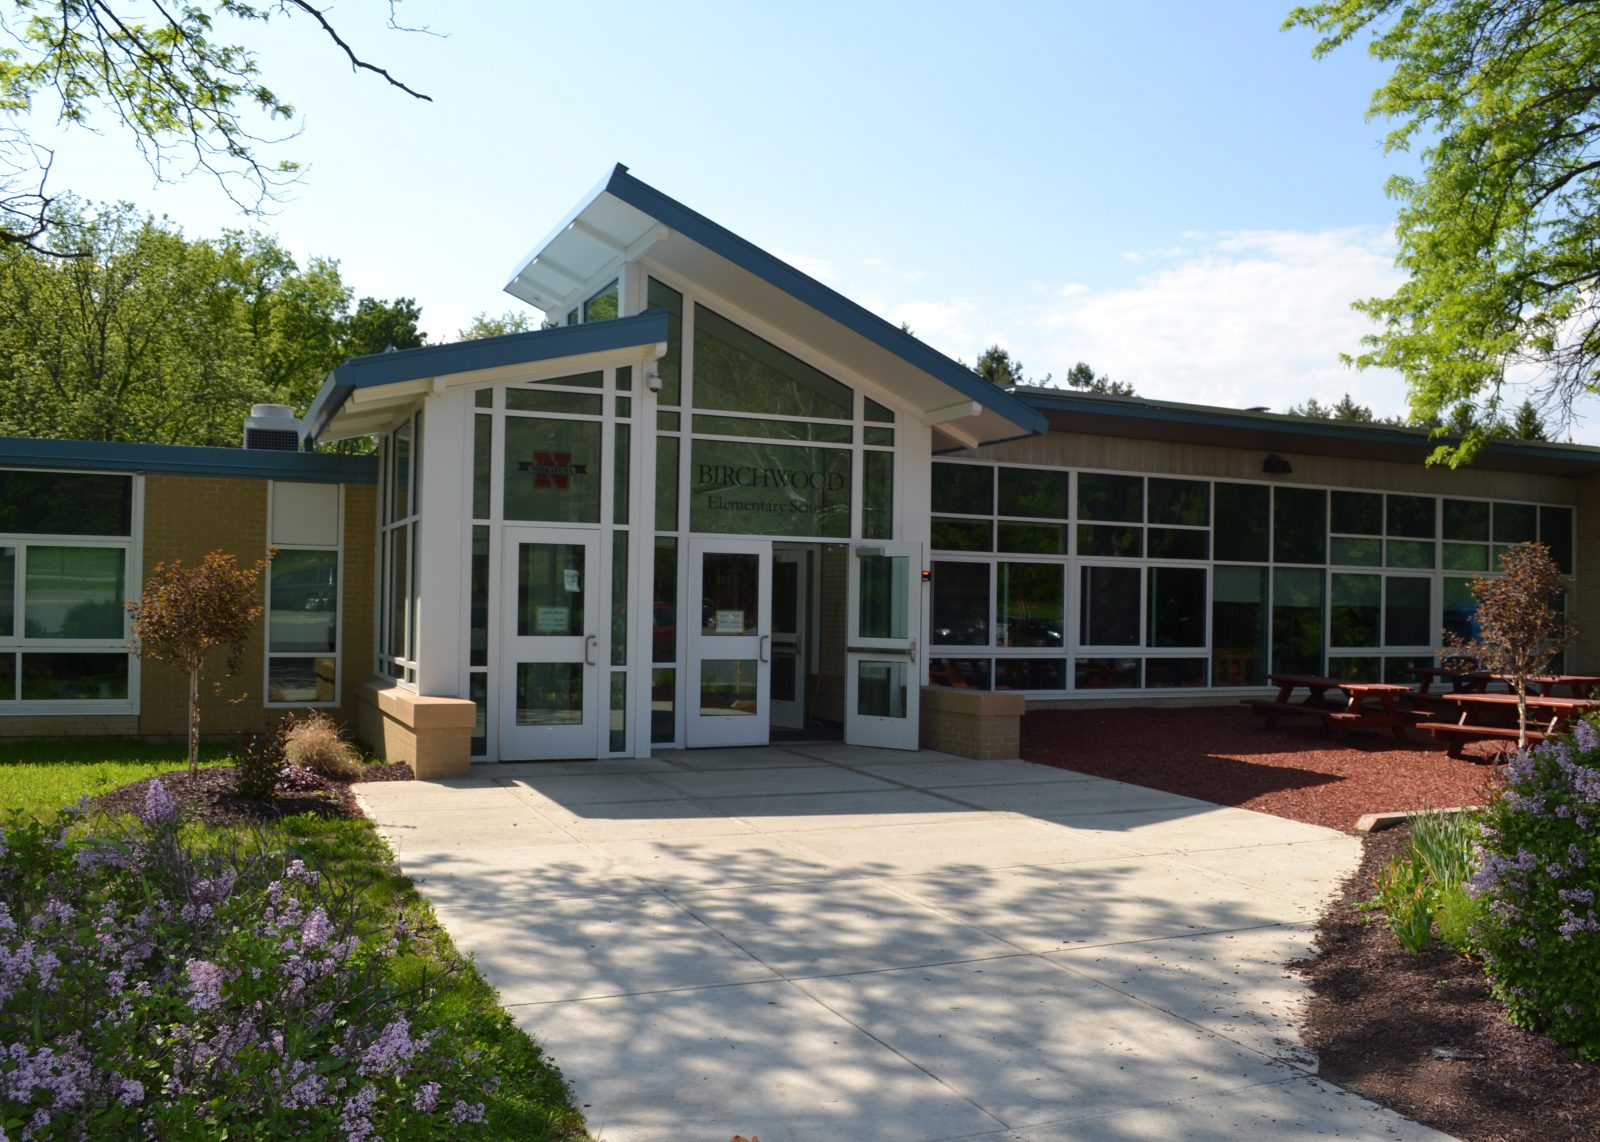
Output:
0 2 429 252
1363 808 1482 953
342 295 427 357
1473 723 1600 1058
127 550 269 775
457 309 537 340
1284 392 1406 423
972 348 1134 396
1441 541 1575 747
1063 360 1135 396
0 203 352 445
1286 0 1600 465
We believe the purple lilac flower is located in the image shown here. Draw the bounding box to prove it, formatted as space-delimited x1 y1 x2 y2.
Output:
300 908 335 950
339 1083 379 1142
1575 719 1599 753
139 780 177 825
118 1078 145 1106
359 1017 424 1077
184 959 226 1011
412 1081 441 1113
448 1099 486 1125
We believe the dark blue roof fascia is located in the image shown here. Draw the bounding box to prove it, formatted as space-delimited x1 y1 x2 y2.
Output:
600 165 1048 438
0 436 377 483
1017 388 1600 468
303 309 671 445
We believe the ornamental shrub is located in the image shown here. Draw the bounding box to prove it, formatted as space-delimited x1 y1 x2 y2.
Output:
1472 720 1600 1058
283 713 364 780
0 785 495 1139
1363 807 1482 954
234 724 289 801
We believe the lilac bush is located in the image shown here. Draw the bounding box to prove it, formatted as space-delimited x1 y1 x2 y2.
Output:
0 784 495 1139
1472 720 1600 1058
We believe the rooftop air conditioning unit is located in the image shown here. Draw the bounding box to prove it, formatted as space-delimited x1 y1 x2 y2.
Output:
243 403 303 451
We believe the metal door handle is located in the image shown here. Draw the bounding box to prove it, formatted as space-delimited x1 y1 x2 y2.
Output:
908 638 918 665
585 634 598 666
759 634 771 663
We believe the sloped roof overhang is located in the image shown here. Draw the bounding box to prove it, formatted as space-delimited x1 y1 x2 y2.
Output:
0 435 376 483
1019 388 1600 478
505 165 1046 448
303 310 670 444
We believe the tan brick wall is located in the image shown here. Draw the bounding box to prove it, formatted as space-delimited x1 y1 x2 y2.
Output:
0 716 139 739
356 676 473 778
136 474 375 741
919 686 1024 760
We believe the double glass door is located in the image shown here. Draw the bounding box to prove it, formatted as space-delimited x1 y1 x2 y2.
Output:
686 538 772 748
500 527 602 759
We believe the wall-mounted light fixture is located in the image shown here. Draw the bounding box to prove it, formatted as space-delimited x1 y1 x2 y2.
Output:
1262 454 1293 475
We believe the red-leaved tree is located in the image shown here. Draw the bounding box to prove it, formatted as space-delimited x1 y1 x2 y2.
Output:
127 550 270 775
1440 542 1575 749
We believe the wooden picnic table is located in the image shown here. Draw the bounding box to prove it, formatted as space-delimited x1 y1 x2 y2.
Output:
1403 664 1498 695
1499 674 1600 698
1242 674 1414 740
1417 692 1600 758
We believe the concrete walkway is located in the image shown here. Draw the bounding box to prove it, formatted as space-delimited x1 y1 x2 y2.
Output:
359 744 1452 1142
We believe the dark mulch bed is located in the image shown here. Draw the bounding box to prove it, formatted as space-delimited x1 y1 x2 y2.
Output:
1021 705 1501 832
1021 705 1599 1142
1301 825 1600 1142
88 762 413 828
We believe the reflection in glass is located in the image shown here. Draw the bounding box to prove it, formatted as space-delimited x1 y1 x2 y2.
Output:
693 305 854 419
1213 483 1269 562
1211 566 1268 687
994 659 1066 690
1443 543 1489 572
469 672 487 756
1147 528 1207 560
269 550 337 653
24 547 124 639
470 527 489 667
1147 566 1205 647
1330 536 1382 566
472 414 492 519
610 671 627 752
1386 539 1435 569
515 663 583 726
614 424 630 526
1077 524 1141 558
857 660 907 718
1387 494 1436 538
701 552 758 635
647 278 683 405
611 537 628 666
653 538 678 663
583 280 618 323
858 555 909 640
1541 505 1574 573
651 667 676 742
862 450 893 540
998 563 1062 647
1075 657 1140 689
505 390 604 416
503 418 603 524
1385 576 1432 645
1271 567 1324 675
700 659 757 716
1080 565 1140 646
1331 491 1382 535
932 518 992 552
997 522 1067 554
656 436 679 531
692 414 852 443
1273 488 1326 564
0 471 132 536
931 561 989 646
0 547 12 637
1147 479 1208 526
268 657 336 703
1145 658 1207 687
0 653 12 700
1327 656 1380 682
1330 573 1381 648
998 467 1069 519
930 464 993 515
928 657 991 689
1443 499 1489 541
1493 501 1537 543
1078 473 1142 522
688 439 851 538
20 653 128 700
517 544 584 637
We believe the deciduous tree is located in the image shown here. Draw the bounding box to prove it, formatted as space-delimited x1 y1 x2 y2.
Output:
1440 541 1573 748
127 550 270 775
1286 0 1600 465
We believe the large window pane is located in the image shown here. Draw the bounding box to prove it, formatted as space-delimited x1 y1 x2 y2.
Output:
21 652 128 700
1213 483 1269 562
930 657 992 689
1442 577 1479 643
583 279 618 323
1385 576 1432 646
1075 657 1139 689
470 527 489 667
647 278 683 405
693 305 853 419
1271 567 1324 676
1330 536 1382 566
24 547 124 639
688 439 851 537
1330 573 1380 648
1493 501 1537 544
0 547 12 637
994 659 1067 690
1541 505 1574 574
931 561 990 646
997 522 1067 554
1212 565 1268 686
1077 524 1141 558
1145 658 1207 687
931 464 993 515
858 555 910 640
1273 488 1326 564
932 518 993 551
651 667 676 742
998 467 1070 519
1443 499 1489 541
268 550 337 653
472 414 492 519
611 537 628 666
1387 495 1436 538
655 436 679 531
1147 479 1208 526
503 418 603 524
0 471 132 536
1080 565 1140 646
692 414 852 444
613 424 631 526
1147 566 1205 647
1331 491 1382 535
862 450 893 540
997 563 1063 648
1147 528 1208 560
505 389 603 415
268 657 335 703
1078 473 1142 522
1386 539 1434 569
516 543 585 637
653 538 677 663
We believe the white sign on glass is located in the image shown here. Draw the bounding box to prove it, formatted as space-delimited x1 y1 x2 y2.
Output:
563 568 581 593
535 606 569 633
714 610 746 634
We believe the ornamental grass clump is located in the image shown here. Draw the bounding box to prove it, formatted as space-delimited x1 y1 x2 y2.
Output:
0 785 496 1139
283 712 364 780
1472 720 1600 1059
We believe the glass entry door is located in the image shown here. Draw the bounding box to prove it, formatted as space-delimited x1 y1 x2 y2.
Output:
500 527 602 759
686 538 771 748
845 542 922 750
770 548 807 731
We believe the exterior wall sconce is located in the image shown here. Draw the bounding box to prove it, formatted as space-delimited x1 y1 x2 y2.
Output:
1262 454 1293 475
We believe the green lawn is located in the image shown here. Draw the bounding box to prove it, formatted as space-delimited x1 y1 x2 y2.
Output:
0 738 231 818
1 744 593 1140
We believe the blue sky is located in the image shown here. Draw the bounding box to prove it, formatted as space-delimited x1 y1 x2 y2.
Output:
37 0 1565 435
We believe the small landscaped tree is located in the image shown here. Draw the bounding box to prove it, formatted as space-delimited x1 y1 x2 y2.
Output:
127 550 270 775
1440 541 1575 749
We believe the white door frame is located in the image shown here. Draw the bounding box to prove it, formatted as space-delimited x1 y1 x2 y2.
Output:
845 541 923 750
498 526 604 759
686 536 772 748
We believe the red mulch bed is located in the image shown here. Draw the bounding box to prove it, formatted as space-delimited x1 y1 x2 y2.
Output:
88 762 413 828
1021 704 1501 832
1021 705 1599 1142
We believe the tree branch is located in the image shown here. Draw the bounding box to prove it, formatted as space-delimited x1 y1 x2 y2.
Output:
285 1 431 101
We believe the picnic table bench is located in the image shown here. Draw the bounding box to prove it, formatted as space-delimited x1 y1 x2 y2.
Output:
1506 674 1600 699
1416 693 1600 758
1403 664 1498 695
1243 674 1415 741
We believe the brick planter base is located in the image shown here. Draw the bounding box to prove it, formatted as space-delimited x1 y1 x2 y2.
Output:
356 676 476 779
919 686 1025 760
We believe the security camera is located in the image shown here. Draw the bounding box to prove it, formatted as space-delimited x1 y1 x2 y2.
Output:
646 367 663 393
